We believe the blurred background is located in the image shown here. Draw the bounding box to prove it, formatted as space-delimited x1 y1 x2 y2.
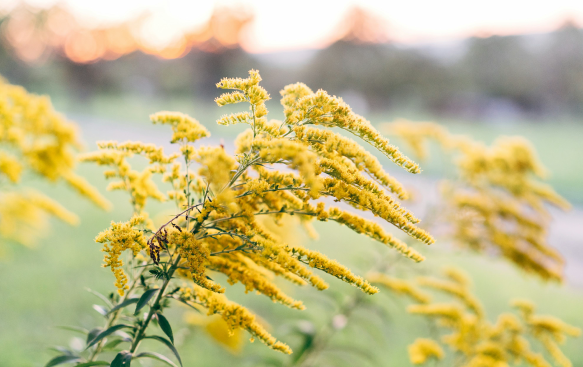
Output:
0 0 582 366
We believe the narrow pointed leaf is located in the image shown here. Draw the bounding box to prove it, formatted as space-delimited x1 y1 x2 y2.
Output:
168 297 201 313
103 339 125 350
156 313 174 344
86 325 133 349
143 335 182 367
56 326 88 334
113 330 132 342
107 298 139 315
45 355 80 367
93 305 109 317
86 288 114 307
75 362 110 367
134 289 159 315
134 352 178 367
111 351 132 367
48 346 72 355
86 328 103 345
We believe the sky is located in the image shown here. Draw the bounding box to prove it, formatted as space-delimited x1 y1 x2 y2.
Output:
3 0 583 53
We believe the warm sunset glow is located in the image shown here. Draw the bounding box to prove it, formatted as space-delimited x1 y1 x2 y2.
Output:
1 0 583 62
0 3 253 63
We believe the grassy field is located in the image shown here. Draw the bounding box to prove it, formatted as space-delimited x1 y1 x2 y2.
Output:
1 96 582 366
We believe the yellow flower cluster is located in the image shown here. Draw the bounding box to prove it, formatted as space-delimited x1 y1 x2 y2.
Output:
407 267 580 367
86 70 435 355
321 206 426 262
0 77 78 182
382 119 451 160
0 190 78 247
209 255 304 309
173 231 224 293
408 338 444 365
281 87 420 173
0 151 22 183
215 69 270 135
95 215 148 295
195 146 237 195
150 111 210 143
292 246 379 295
295 126 409 199
367 272 430 304
80 141 173 213
180 285 292 354
384 120 569 282
0 76 110 249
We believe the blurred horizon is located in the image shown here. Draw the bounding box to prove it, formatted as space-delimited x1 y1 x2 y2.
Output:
3 0 583 54
2 1 583 123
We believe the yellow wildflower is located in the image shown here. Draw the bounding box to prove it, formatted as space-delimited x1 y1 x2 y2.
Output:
184 285 292 354
151 111 210 143
174 231 223 293
95 215 148 295
408 338 444 365
367 272 430 303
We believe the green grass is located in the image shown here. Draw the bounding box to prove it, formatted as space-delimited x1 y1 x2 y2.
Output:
1 98 582 366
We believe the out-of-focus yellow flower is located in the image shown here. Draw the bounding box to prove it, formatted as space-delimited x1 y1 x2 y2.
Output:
408 338 444 365
185 312 244 353
384 120 569 282
0 76 110 249
368 272 430 303
0 190 78 247
406 267 579 366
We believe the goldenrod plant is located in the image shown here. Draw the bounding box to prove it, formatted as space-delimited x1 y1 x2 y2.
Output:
48 70 434 366
406 267 580 367
0 76 110 251
384 120 569 281
45 72 579 367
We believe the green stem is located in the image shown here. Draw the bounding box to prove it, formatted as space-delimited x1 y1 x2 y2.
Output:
129 254 182 354
129 208 210 355
223 155 261 191
184 150 192 232
87 266 147 361
251 104 257 139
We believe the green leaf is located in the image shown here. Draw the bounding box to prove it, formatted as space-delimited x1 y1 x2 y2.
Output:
102 339 124 351
143 335 182 367
56 326 88 335
134 289 159 315
86 328 103 345
44 355 80 367
107 298 139 315
110 351 132 367
134 352 178 367
86 288 114 307
156 313 174 344
86 325 133 349
75 362 110 367
92 305 109 317
48 346 72 355
168 297 201 313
